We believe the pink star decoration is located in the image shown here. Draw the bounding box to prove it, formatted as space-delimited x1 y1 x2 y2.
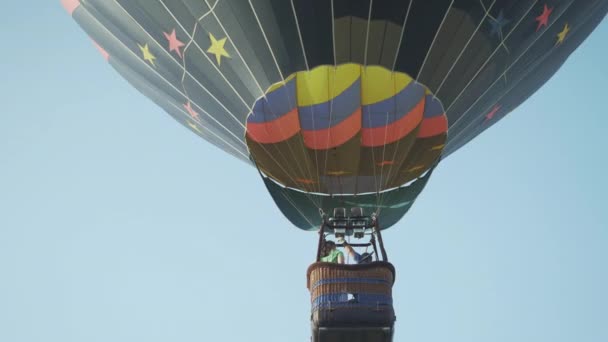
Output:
535 4 554 32
163 29 185 58
184 101 200 122
92 40 109 61
485 105 501 121
61 0 80 15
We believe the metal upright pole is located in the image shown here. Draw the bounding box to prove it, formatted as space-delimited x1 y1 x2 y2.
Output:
374 218 388 262
370 235 380 262
316 219 326 262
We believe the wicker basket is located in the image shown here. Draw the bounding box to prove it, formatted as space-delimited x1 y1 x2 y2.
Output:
307 262 396 328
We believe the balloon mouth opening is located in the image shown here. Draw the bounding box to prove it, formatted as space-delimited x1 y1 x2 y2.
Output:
244 63 447 195
261 166 434 196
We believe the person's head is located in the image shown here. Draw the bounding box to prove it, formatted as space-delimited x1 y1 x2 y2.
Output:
324 241 336 252
320 240 335 257
359 252 372 264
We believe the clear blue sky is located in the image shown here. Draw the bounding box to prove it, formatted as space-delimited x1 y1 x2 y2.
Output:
1 3 606 342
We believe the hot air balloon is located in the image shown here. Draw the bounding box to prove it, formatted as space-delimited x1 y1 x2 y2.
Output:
61 0 608 341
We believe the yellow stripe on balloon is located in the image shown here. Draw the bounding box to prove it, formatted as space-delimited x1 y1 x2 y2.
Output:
265 73 297 94
296 64 361 106
361 66 412 105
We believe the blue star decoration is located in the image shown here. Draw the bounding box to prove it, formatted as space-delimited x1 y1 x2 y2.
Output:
487 9 511 84
489 10 511 37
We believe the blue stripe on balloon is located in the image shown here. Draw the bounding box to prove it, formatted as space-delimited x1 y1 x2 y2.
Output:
361 81 425 128
423 95 444 118
247 78 297 123
298 79 361 131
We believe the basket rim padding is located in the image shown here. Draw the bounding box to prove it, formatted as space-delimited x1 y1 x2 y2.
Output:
307 261 396 289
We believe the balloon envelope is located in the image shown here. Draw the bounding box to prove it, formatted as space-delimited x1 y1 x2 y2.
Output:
62 0 608 230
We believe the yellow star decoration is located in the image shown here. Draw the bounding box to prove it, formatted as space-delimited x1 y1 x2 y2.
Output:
138 43 156 66
206 33 230 66
556 23 570 45
187 120 203 134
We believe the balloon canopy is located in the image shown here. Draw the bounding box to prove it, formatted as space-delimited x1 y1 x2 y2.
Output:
247 64 447 194
62 0 607 230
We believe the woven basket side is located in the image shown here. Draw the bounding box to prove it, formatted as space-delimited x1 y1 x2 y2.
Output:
311 283 391 299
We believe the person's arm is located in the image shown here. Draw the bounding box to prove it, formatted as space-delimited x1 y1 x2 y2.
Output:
337 252 344 264
343 242 360 262
343 244 355 257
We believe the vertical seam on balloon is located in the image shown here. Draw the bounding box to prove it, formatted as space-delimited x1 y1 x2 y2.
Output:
247 0 285 82
331 0 337 67
434 0 498 94
376 112 390 208
444 0 540 113
331 69 346 197
353 66 362 195
446 0 574 134
377 77 402 206
309 74 321 194
325 0 338 196
392 0 414 72
322 69 338 196
416 0 455 80
363 0 374 67
290 0 310 71
349 16 353 61
378 20 390 68
366 100 379 198
379 78 415 206
386 85 425 204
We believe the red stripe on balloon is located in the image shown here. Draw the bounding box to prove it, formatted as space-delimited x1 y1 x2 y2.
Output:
361 98 425 147
246 108 300 144
92 40 110 61
61 0 80 15
302 108 362 150
417 115 448 138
